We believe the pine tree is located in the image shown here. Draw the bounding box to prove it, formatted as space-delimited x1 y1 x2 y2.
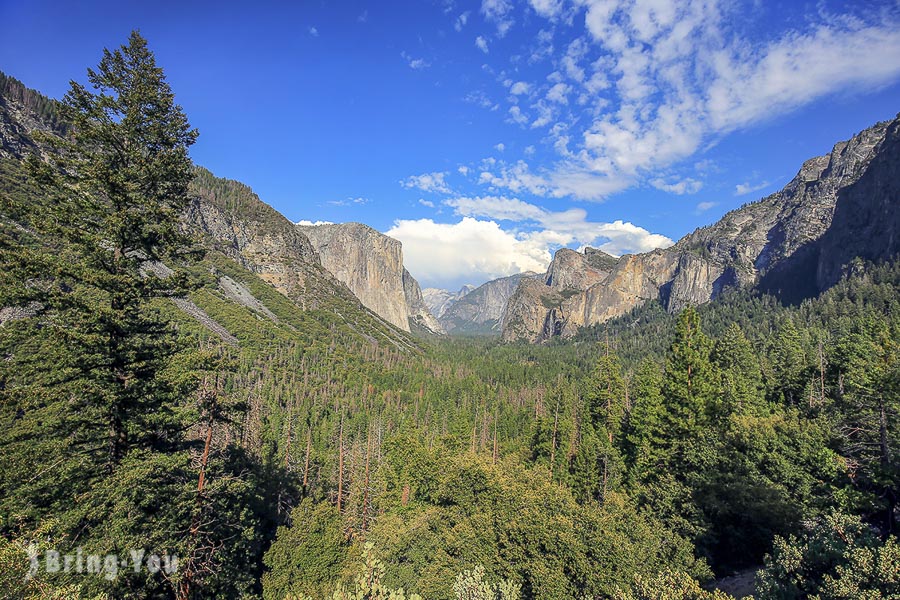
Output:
712 323 765 416
661 307 718 479
584 348 627 500
622 360 667 484
663 307 716 435
0 31 236 596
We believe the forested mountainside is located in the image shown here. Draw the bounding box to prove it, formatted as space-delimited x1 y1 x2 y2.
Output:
1 35 899 600
499 116 900 342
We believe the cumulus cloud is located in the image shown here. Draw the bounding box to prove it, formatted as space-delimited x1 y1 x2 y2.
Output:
386 217 548 287
695 201 717 213
475 35 490 53
510 81 531 95
735 180 770 196
529 0 564 19
296 219 333 226
462 2 900 201
401 172 452 194
308 26 319 37
481 0 514 36
508 105 529 125
389 194 672 287
651 177 703 195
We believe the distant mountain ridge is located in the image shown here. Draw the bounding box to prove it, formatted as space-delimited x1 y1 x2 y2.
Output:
0 71 432 345
500 113 900 342
439 272 539 335
423 285 474 320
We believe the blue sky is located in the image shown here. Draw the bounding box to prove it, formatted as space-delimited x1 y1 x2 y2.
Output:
2 0 900 290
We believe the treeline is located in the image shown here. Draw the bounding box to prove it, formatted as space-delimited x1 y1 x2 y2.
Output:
1 32 898 600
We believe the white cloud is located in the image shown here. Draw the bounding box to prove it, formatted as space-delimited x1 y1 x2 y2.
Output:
389 193 673 287
508 105 529 125
465 90 499 111
401 51 430 70
476 158 631 200
529 0 564 19
445 195 673 254
308 26 319 37
481 0 514 37
458 165 470 175
650 177 703 195
546 82 570 104
475 35 490 54
327 196 370 206
297 219 333 226
386 217 548 287
735 180 770 196
494 142 506 152
419 199 436 208
455 11 471 31
447 196 546 222
357 10 368 23
695 201 717 212
464 2 900 201
401 172 452 194
510 81 531 95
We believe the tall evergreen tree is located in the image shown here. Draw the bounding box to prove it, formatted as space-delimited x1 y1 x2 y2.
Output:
712 323 766 416
663 307 716 436
622 360 667 484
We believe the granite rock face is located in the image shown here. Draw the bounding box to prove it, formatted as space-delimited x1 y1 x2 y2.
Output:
297 222 441 334
501 114 900 342
184 177 336 310
440 272 538 335
423 285 475 319
403 268 445 334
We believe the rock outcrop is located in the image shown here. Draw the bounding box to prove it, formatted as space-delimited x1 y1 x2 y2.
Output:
403 268 444 334
441 272 538 335
502 114 900 342
297 222 441 334
423 285 475 319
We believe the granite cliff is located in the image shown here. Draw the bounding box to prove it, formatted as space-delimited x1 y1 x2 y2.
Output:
423 285 475 320
439 272 537 335
501 114 900 342
297 222 442 334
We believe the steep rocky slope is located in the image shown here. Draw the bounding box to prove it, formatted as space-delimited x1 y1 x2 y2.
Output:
297 222 442 334
423 285 475 319
502 114 900 342
403 268 444 334
440 272 537 335
0 72 419 348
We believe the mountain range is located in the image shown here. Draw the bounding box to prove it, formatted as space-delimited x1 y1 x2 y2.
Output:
1 70 897 346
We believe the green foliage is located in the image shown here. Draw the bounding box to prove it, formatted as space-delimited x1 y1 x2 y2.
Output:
453 566 520 600
331 543 422 600
263 499 348 600
613 570 735 600
756 511 900 599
